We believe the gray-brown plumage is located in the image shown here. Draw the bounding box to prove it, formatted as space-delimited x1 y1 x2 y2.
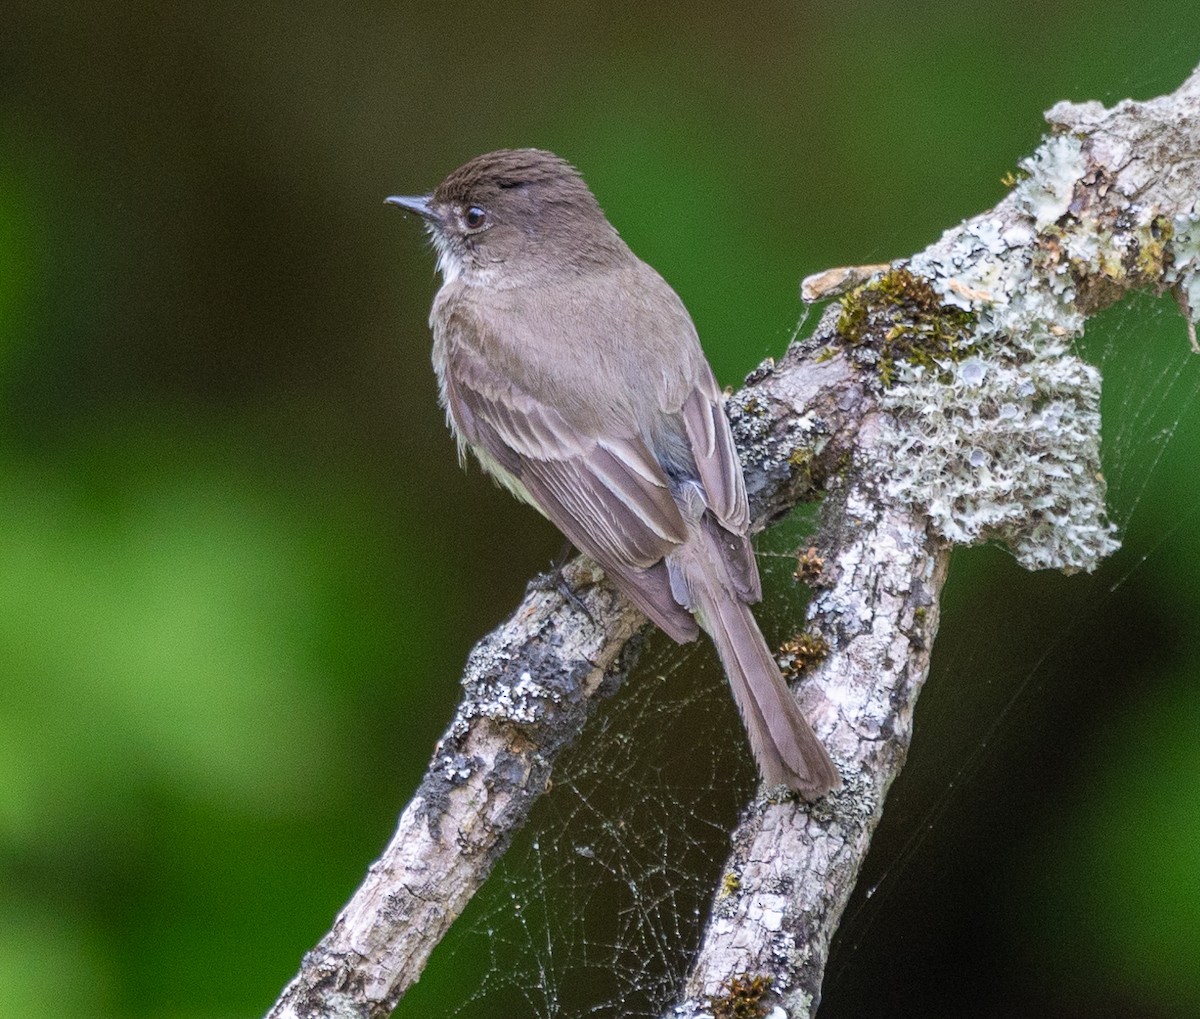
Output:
387 149 839 798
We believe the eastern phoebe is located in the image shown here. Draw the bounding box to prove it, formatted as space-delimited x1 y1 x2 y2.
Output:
387 149 839 798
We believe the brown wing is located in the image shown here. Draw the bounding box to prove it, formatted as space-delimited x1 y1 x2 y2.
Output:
442 333 701 643
679 366 761 603
680 366 748 531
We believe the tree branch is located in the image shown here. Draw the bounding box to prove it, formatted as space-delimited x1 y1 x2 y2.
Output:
267 63 1200 1019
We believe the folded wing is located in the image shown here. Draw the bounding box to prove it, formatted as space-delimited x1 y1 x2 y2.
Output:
442 326 701 643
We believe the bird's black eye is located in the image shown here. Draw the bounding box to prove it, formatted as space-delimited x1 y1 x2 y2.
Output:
464 206 488 230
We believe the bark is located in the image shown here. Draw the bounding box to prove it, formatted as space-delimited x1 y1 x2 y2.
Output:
267 62 1200 1019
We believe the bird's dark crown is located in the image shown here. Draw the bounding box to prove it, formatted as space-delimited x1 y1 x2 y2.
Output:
433 148 595 209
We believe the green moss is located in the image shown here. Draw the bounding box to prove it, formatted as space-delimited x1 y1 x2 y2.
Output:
835 288 868 340
835 267 978 386
794 546 824 586
779 631 830 679
709 974 773 1019
1135 214 1175 280
1047 213 1177 315
787 445 815 483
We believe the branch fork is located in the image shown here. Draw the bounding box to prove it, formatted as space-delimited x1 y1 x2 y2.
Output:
268 63 1200 1019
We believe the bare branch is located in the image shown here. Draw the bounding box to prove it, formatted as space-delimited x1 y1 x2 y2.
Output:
267 62 1200 1019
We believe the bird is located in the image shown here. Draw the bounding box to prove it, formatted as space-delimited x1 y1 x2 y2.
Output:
387 148 839 798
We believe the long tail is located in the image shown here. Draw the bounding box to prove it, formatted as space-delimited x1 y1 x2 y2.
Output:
696 583 840 799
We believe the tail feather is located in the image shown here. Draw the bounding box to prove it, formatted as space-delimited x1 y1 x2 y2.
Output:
698 585 840 799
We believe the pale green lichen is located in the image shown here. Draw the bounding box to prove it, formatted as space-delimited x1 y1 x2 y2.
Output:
1014 133 1085 230
876 348 1117 572
889 138 1121 572
1165 208 1200 327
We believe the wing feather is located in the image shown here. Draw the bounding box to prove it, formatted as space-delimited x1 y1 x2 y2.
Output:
678 369 759 602
680 368 749 532
441 323 700 641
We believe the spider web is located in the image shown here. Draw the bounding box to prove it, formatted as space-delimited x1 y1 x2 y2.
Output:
393 293 1200 1019
394 506 817 1019
823 292 1200 1013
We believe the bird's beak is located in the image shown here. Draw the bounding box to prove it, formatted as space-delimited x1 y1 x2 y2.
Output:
384 194 440 222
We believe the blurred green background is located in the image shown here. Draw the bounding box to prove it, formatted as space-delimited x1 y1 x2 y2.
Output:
3 3 1200 1017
